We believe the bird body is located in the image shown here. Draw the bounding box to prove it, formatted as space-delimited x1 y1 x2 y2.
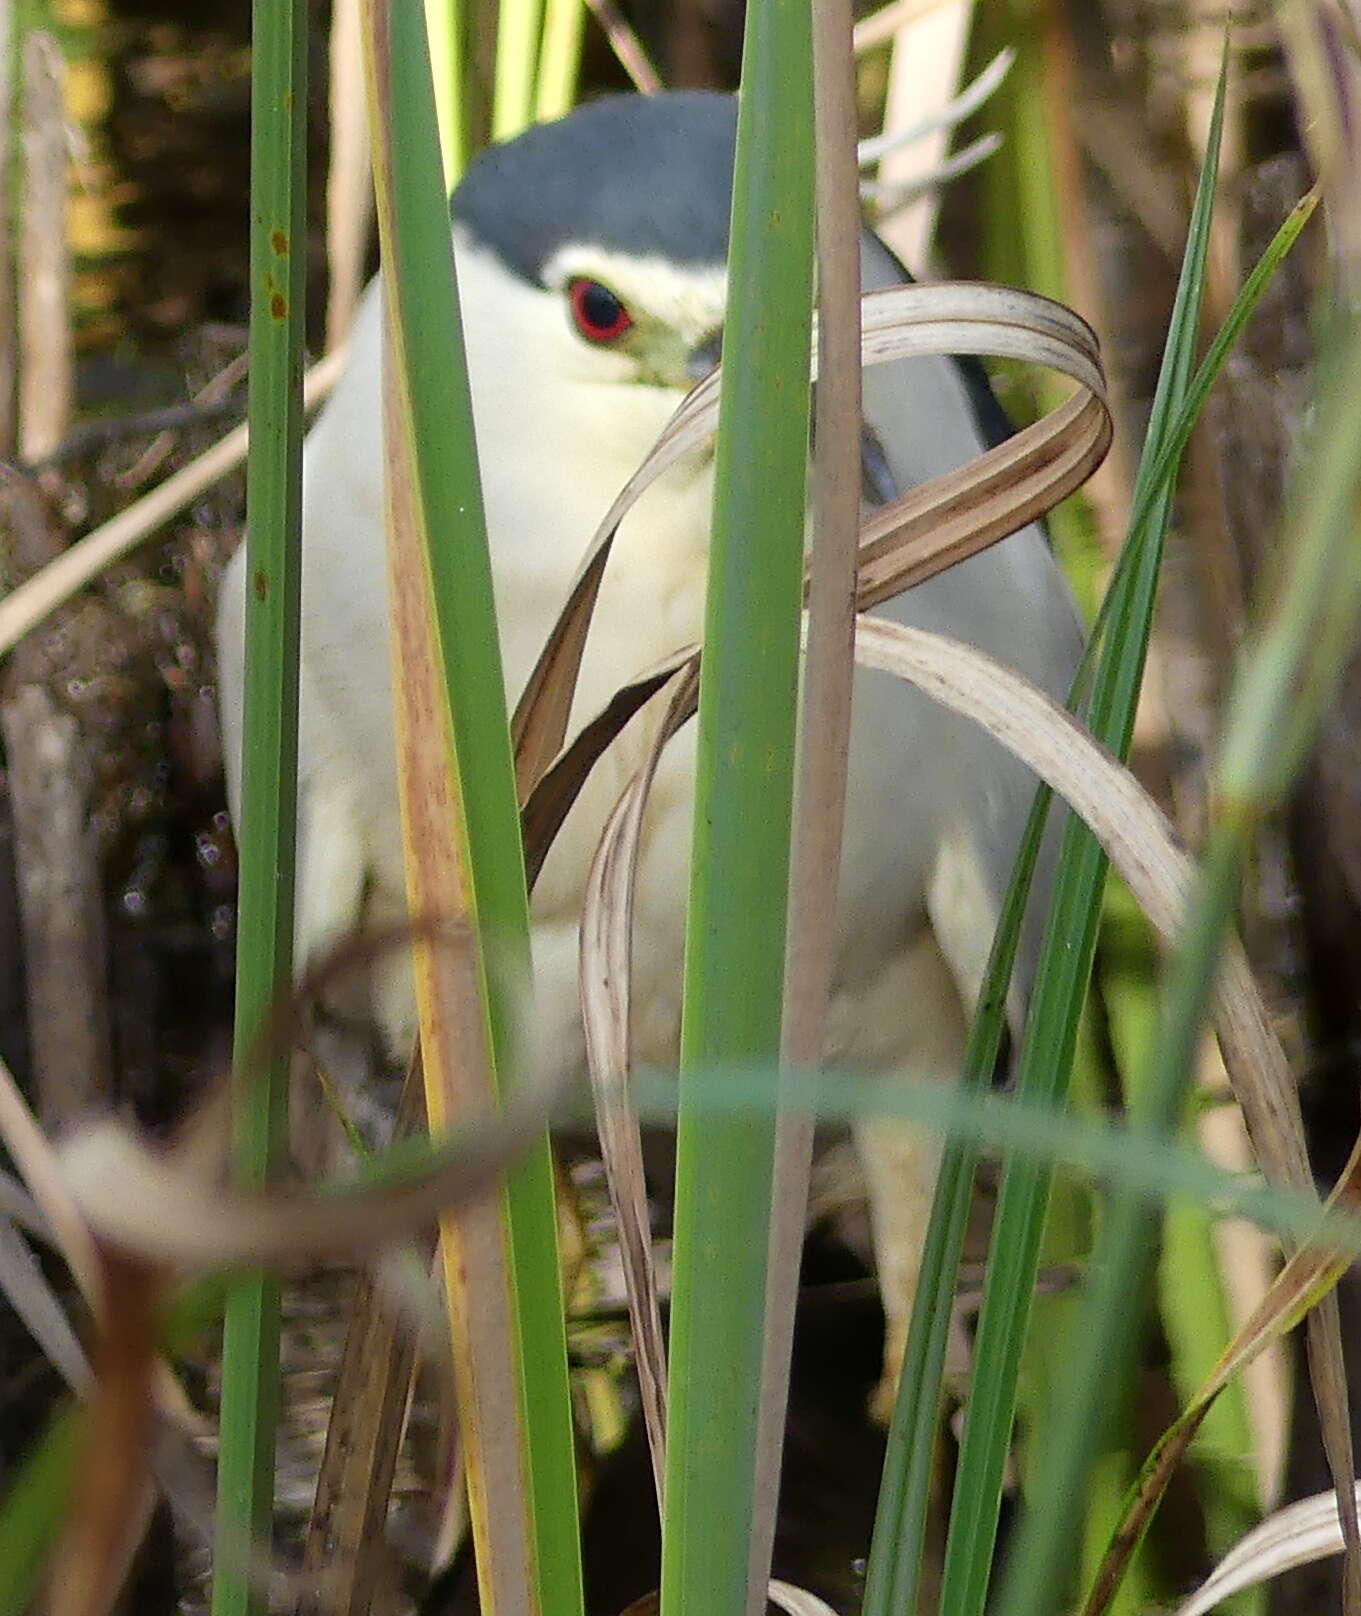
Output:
216 91 1084 1397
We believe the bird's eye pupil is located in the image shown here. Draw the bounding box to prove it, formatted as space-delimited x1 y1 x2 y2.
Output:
569 278 633 343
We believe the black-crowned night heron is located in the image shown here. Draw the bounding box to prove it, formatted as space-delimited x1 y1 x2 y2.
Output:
216 90 1084 1405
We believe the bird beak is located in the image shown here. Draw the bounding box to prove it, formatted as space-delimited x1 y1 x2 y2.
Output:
686 330 723 383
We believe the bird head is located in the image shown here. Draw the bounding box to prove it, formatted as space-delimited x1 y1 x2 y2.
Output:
449 93 736 444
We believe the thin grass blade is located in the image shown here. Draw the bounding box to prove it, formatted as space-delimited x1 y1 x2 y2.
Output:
424 0 465 180
661 9 815 1616
492 0 542 139
211 0 307 1608
1001 116 1361 1616
937 51 1229 1616
862 779 1052 1616
0 1407 79 1616
534 0 585 122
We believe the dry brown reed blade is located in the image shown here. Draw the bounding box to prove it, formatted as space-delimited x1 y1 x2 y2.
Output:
579 661 700 1499
295 1064 431 1616
525 282 1111 1495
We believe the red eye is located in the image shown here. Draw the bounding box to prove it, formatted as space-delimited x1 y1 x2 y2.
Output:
568 278 633 344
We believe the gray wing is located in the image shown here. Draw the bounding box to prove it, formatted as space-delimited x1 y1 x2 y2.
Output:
854 230 1085 1025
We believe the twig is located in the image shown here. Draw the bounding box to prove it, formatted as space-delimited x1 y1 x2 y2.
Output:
872 0 976 272
326 0 373 352
0 0 16 455
0 685 113 1127
296 1071 429 1616
853 0 954 55
18 30 72 464
583 0 662 94
18 390 247 473
111 350 250 488
0 348 345 663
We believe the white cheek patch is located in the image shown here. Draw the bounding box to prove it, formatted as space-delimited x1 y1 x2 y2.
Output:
453 229 636 387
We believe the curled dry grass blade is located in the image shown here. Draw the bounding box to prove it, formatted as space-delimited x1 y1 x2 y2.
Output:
577 667 700 1504
574 596 1299 1596
511 279 1109 800
1176 1480 1361 1616
579 614 1296 1170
